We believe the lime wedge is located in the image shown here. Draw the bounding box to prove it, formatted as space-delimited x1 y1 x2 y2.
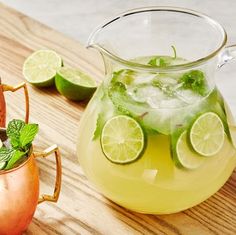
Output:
101 115 144 164
190 112 225 156
23 49 62 87
55 67 97 101
173 130 204 169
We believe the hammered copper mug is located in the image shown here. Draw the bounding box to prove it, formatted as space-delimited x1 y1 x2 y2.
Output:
0 81 62 235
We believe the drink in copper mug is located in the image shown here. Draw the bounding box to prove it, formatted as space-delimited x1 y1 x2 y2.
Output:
0 81 62 234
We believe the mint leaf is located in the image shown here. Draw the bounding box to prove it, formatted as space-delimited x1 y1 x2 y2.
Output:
6 119 25 138
148 57 158 66
111 69 135 85
19 124 39 147
148 45 177 67
0 162 7 170
93 114 105 140
148 57 168 67
0 120 39 171
0 148 15 162
6 119 25 148
5 150 26 170
179 70 207 96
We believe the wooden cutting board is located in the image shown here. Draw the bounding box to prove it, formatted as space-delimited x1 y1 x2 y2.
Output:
0 3 235 235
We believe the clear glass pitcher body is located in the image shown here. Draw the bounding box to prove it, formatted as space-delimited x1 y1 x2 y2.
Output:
77 7 236 214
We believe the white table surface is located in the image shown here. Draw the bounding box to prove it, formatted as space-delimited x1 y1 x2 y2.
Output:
1 0 236 113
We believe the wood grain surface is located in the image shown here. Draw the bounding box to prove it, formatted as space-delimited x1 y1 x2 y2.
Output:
0 3 235 235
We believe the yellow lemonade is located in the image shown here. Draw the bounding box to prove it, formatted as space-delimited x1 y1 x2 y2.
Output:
77 91 236 214
77 57 236 214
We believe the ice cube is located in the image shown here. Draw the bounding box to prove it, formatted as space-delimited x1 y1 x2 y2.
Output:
133 73 156 85
175 89 202 104
127 85 164 103
155 76 178 85
159 98 184 109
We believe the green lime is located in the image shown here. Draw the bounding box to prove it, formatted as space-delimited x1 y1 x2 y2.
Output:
23 49 62 87
101 115 145 164
173 130 204 169
190 112 225 156
55 67 97 101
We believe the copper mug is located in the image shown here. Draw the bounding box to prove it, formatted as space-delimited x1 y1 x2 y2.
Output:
0 82 62 235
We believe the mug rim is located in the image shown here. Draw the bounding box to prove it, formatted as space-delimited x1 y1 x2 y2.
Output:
87 6 227 72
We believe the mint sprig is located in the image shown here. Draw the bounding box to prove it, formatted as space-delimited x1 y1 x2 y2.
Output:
20 124 38 148
5 150 26 170
148 46 177 67
0 119 39 170
0 148 15 162
179 70 207 96
6 119 25 148
148 57 168 67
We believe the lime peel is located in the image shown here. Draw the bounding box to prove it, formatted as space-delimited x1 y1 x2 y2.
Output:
55 67 97 101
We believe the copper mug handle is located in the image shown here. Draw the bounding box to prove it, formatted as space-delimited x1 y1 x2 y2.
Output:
2 82 29 124
34 144 62 204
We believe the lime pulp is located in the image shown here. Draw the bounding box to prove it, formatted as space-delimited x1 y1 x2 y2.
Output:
23 49 62 87
190 112 225 157
174 130 205 169
101 115 145 164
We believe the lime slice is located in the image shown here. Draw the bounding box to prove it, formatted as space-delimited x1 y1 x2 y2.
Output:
173 130 204 169
101 115 145 164
23 49 62 87
190 112 225 156
55 67 97 101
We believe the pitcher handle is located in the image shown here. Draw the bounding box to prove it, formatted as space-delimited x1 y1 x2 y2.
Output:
2 82 29 124
218 44 236 67
218 44 236 147
34 144 62 204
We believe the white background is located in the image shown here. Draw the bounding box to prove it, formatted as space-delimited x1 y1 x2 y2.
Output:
1 0 236 113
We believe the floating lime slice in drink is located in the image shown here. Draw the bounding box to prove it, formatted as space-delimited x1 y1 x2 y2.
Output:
174 130 204 169
101 115 145 164
55 67 97 101
23 49 62 87
190 112 225 156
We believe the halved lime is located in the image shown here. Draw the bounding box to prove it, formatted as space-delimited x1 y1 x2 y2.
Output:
173 130 204 169
101 115 145 164
55 67 97 101
23 49 62 87
190 112 225 156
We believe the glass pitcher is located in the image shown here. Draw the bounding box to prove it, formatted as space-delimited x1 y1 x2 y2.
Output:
77 7 236 214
